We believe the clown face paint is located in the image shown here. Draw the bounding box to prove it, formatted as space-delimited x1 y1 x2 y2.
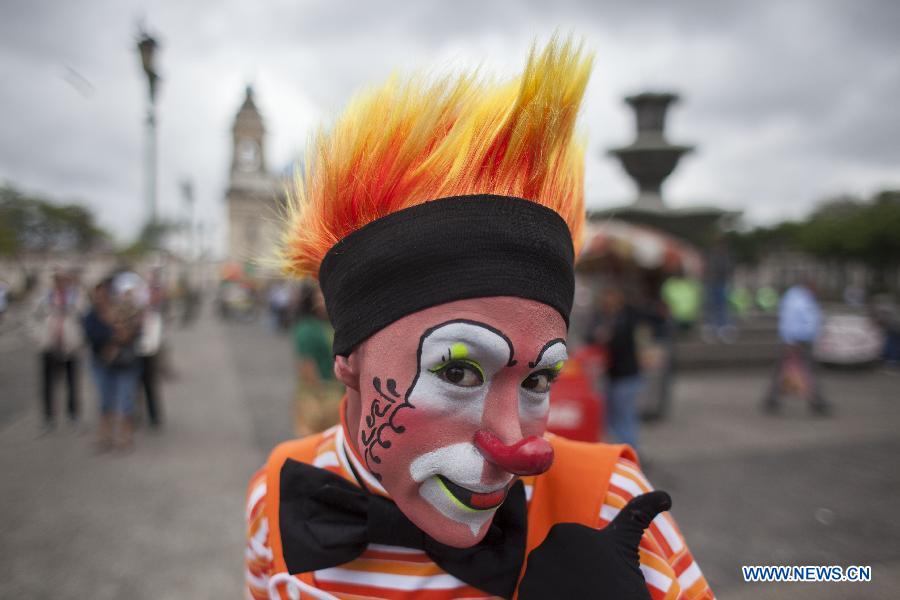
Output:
342 297 567 548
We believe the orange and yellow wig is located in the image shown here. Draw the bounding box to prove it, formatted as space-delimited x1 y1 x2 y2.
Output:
281 37 592 278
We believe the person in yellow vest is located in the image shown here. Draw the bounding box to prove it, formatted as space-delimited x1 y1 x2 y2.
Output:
246 38 714 600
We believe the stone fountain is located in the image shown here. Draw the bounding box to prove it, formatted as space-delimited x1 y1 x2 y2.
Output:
593 91 737 246
609 92 694 210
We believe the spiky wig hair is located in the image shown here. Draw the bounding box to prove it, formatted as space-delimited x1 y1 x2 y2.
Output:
281 37 592 279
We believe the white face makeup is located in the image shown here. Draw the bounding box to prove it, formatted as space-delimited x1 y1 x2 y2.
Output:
411 321 515 422
404 320 566 534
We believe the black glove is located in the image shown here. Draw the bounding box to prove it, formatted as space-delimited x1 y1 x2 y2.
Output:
518 490 672 599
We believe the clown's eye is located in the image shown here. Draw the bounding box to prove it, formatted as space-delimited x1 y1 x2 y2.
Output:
434 361 484 387
521 369 558 393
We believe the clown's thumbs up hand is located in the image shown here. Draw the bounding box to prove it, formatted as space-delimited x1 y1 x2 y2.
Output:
518 490 672 600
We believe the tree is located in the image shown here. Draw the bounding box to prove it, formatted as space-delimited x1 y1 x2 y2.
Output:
0 183 109 256
119 219 177 257
725 221 802 265
797 191 900 269
727 190 900 277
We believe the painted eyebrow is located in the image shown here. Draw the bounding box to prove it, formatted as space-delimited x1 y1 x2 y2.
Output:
527 338 567 369
420 319 517 367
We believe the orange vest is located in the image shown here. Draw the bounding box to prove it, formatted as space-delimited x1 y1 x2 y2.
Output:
263 431 635 597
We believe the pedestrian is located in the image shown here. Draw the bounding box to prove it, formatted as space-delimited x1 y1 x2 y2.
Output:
31 268 84 432
702 235 735 343
870 294 900 368
0 279 9 323
268 281 292 332
662 272 701 333
756 285 779 314
82 279 115 448
587 287 653 450
763 279 830 414
292 283 340 436
177 272 198 326
137 279 165 428
100 280 143 450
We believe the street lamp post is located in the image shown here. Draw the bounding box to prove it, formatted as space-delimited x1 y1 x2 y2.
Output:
180 178 195 258
137 28 160 228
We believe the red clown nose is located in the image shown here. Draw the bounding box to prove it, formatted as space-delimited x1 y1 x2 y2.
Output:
474 430 555 476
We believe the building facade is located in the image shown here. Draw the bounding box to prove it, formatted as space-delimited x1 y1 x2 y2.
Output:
225 86 283 275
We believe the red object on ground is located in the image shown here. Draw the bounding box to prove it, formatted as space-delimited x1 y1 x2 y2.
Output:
546 345 606 442
473 430 555 476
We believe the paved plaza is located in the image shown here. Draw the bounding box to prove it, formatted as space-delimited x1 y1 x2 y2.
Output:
0 310 898 598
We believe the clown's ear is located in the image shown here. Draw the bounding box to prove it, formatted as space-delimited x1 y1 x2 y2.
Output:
334 355 360 392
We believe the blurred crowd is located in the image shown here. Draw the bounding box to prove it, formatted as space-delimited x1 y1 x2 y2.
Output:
566 261 899 452
28 267 180 453
209 262 900 458
25 255 896 461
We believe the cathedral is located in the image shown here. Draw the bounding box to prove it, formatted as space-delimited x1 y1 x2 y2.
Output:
225 86 283 274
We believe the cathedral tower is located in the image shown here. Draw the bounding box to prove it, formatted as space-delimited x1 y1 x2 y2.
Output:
226 86 279 268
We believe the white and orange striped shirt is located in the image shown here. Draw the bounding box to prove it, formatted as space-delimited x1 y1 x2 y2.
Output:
245 426 714 599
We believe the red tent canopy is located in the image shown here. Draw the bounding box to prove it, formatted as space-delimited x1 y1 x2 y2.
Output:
578 221 703 277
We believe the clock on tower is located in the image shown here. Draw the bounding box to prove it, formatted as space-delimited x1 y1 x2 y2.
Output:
230 86 266 175
236 138 261 172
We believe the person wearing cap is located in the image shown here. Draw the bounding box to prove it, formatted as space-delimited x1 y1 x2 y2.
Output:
31 268 85 432
93 273 144 450
245 39 713 599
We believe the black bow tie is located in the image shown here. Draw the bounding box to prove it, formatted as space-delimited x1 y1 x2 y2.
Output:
278 459 527 598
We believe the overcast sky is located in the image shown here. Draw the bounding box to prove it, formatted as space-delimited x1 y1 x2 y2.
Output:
1 0 898 252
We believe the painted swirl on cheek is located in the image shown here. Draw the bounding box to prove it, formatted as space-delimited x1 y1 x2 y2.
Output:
359 376 413 480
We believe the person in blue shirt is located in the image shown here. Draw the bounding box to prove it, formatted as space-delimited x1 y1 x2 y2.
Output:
763 280 830 414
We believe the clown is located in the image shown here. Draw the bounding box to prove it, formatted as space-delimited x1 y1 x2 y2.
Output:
246 39 713 599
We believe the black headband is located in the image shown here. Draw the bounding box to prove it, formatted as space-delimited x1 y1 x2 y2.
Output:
319 194 575 356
